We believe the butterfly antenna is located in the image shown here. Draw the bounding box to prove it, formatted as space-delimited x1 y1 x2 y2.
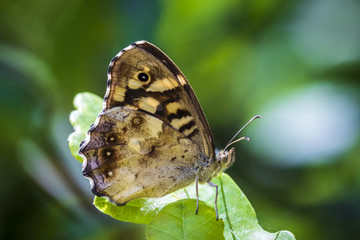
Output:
223 115 261 151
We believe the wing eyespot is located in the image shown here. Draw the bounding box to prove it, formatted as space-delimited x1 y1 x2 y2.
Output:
138 72 149 82
102 148 114 159
133 117 141 125
108 135 116 143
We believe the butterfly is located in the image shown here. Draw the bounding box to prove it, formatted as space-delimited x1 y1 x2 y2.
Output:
79 41 259 220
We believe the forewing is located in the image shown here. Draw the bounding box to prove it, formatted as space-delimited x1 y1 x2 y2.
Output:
79 107 202 205
104 41 215 159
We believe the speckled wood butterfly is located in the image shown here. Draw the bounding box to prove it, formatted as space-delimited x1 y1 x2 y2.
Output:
79 41 259 220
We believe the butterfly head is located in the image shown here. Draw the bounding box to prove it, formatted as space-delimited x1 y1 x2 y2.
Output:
216 147 236 171
214 115 261 174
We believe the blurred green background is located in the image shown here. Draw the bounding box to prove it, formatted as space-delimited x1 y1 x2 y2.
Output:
1 0 360 239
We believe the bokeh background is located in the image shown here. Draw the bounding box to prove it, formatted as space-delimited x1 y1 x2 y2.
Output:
1 0 360 239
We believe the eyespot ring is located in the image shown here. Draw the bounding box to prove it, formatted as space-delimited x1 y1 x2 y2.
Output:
133 118 141 124
138 72 149 82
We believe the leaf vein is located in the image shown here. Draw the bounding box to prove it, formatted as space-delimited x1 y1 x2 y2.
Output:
186 217 213 234
148 225 180 239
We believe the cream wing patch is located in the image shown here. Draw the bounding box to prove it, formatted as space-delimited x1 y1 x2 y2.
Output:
128 79 143 89
166 102 182 114
137 97 160 114
170 116 194 130
182 125 197 136
113 86 126 102
146 77 179 92
147 117 163 138
177 74 187 86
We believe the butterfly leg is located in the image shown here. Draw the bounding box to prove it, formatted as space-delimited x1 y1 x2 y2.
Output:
195 176 199 215
208 181 219 220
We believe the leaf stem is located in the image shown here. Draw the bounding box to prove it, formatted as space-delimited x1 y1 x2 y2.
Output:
184 188 190 199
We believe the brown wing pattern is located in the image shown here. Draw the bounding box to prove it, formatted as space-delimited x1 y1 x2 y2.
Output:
103 41 215 159
80 107 202 204
79 41 217 205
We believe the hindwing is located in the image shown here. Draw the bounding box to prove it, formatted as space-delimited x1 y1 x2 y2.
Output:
80 107 203 204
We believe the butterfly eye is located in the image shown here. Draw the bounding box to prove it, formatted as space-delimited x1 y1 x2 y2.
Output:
138 72 149 82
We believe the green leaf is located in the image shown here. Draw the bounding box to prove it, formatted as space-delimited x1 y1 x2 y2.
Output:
182 174 297 240
94 197 156 224
93 175 295 239
68 92 103 162
68 92 296 239
146 199 225 240
93 185 192 224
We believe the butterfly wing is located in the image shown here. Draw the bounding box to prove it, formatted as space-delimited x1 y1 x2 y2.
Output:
80 107 202 204
104 41 215 159
80 41 216 205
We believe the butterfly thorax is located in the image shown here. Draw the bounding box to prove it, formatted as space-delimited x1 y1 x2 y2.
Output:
197 147 235 183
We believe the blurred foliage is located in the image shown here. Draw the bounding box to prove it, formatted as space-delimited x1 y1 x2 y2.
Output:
0 0 359 239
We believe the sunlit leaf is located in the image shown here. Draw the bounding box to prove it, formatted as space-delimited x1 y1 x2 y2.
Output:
94 197 157 224
146 199 225 240
68 92 102 162
68 92 296 239
93 181 192 224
